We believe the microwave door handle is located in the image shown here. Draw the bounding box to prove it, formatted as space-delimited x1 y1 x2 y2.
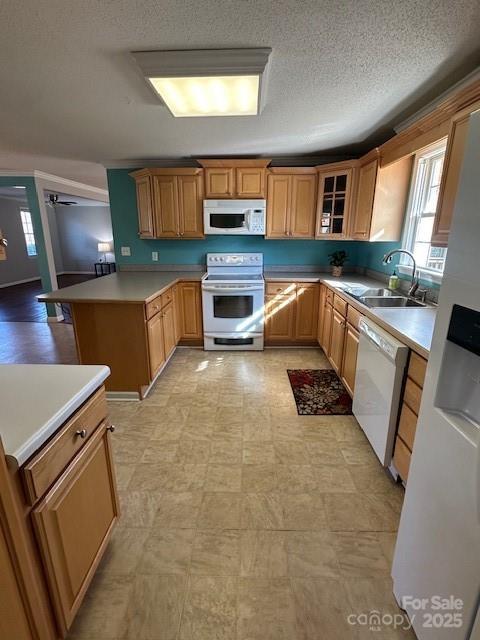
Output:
244 210 252 227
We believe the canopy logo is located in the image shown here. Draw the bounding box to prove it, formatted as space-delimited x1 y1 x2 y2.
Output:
347 610 412 632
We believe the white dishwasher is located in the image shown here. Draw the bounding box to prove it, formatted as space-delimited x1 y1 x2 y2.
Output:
352 317 409 467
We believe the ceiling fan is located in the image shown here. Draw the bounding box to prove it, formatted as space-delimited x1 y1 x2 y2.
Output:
47 193 77 206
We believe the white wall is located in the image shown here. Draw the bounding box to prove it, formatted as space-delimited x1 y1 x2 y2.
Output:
46 205 64 273
54 205 113 272
0 196 40 286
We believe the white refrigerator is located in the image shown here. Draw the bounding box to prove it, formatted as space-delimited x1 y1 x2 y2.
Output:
392 110 480 638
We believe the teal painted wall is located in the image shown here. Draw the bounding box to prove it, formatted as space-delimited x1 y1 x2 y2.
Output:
356 241 401 274
0 176 56 315
107 169 363 267
356 240 441 289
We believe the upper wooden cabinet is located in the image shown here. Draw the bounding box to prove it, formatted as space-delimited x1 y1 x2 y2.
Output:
351 153 413 241
134 174 155 238
315 162 355 239
204 167 235 198
198 159 270 198
431 111 470 247
130 168 204 239
266 169 317 238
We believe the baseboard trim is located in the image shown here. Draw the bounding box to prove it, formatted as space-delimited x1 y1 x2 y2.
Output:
0 276 41 289
47 314 65 323
106 391 140 401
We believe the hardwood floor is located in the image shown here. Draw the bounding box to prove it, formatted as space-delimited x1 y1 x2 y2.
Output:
0 274 94 323
0 321 78 364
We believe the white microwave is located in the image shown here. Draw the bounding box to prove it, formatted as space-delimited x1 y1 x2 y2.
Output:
203 199 266 235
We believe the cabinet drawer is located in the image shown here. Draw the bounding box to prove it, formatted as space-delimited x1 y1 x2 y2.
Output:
22 387 108 506
408 352 428 389
393 436 411 482
333 294 347 317
146 294 163 319
397 402 418 451
160 287 174 309
326 288 334 305
347 305 362 330
403 377 422 415
265 281 296 296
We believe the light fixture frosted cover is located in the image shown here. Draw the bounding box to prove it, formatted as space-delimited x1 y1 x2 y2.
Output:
149 75 260 117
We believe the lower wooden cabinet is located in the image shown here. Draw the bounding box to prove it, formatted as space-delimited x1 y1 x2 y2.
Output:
295 284 319 341
32 421 119 635
264 282 318 345
317 284 326 343
162 301 176 360
264 295 296 342
320 300 333 355
172 285 181 344
0 523 33 639
318 285 362 398
147 311 166 378
341 322 360 396
177 281 203 342
392 352 428 483
329 309 346 374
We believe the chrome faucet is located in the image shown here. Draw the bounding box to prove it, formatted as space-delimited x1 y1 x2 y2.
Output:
382 249 419 297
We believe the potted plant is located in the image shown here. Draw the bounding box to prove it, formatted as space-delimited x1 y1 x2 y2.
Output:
328 250 348 277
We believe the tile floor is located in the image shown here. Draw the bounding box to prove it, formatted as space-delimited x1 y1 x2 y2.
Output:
68 347 415 640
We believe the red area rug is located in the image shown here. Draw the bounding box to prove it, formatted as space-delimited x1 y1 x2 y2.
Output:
287 369 353 415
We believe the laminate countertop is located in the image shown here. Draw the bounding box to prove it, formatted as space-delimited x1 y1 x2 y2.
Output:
265 271 436 357
0 364 110 466
37 271 205 305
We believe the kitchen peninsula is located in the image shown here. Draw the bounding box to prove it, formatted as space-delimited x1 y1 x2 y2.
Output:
38 271 205 399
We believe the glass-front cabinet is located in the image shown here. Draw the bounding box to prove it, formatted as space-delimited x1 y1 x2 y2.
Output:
315 166 355 239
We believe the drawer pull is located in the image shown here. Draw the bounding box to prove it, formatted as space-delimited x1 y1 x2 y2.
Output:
75 429 88 439
106 425 116 433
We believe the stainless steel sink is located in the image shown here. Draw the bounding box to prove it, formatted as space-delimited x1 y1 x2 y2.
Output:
360 288 398 297
359 296 426 308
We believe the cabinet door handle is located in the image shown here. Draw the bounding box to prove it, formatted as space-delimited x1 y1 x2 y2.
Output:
106 425 116 433
75 428 88 439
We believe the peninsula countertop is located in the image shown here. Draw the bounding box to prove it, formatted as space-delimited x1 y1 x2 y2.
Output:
265 271 436 357
0 364 110 466
37 271 205 305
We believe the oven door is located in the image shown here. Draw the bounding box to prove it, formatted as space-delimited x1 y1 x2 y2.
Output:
202 284 264 333
204 210 251 234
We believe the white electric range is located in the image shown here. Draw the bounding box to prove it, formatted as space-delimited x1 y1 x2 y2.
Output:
201 253 265 350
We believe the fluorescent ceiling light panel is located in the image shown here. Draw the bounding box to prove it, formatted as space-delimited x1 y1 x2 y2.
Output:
131 48 271 117
149 75 259 117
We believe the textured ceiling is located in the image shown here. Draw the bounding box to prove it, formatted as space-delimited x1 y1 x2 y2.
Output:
0 0 479 184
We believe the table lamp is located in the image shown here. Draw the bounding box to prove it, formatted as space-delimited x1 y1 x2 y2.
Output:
98 242 111 262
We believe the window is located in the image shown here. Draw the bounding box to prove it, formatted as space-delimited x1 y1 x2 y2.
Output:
20 209 37 256
402 143 447 277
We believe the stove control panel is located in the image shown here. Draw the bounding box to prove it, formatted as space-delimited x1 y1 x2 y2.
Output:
206 253 263 266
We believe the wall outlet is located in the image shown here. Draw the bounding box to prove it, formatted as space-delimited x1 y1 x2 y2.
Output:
121 246 131 256
152 251 158 262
